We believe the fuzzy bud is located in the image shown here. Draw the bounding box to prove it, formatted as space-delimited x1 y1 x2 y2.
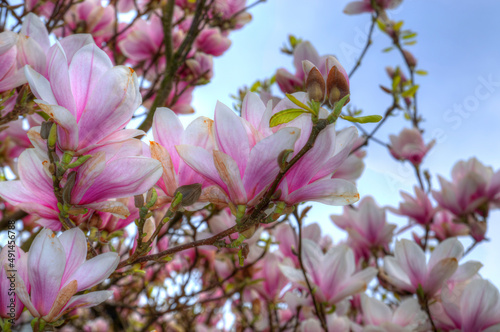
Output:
173 183 202 206
327 66 350 107
305 67 325 102
142 219 155 242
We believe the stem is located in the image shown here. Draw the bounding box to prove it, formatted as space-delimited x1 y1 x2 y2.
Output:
349 13 378 78
294 208 327 331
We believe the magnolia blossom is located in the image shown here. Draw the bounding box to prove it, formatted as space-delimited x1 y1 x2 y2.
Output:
280 239 377 304
300 315 351 332
388 128 434 166
431 211 469 241
151 107 217 206
252 252 292 302
389 186 436 226
194 28 231 56
273 222 331 267
212 0 252 29
14 228 119 322
0 13 49 93
59 0 115 46
344 0 402 15
331 196 396 260
432 158 500 216
431 279 500 332
0 245 29 321
0 148 162 230
383 238 479 297
25 35 142 154
356 295 427 331
177 96 301 206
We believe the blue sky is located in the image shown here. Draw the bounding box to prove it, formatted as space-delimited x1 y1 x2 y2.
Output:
184 0 500 287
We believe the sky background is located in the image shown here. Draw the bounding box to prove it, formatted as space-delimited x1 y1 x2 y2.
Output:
179 0 500 288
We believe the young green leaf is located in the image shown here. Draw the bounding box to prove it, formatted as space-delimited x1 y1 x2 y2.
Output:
285 93 314 112
269 108 308 127
401 84 419 98
341 115 383 123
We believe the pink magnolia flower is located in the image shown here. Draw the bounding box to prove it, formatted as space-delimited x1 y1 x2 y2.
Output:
0 119 32 172
194 27 231 56
271 94 360 206
252 252 292 302
432 158 500 217
212 0 252 29
431 279 500 332
431 211 469 242
358 295 427 331
332 137 366 183
118 14 165 65
0 245 29 321
25 35 143 154
59 0 115 46
273 222 332 267
177 98 300 206
300 315 351 332
0 148 162 230
331 196 396 260
383 238 477 297
151 107 220 206
14 228 119 323
389 186 436 226
0 13 50 93
280 239 377 304
388 128 435 166
344 0 402 15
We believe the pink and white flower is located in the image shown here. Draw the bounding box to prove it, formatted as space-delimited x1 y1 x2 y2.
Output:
389 186 436 226
14 228 119 322
344 0 402 15
280 239 377 304
0 245 29 321
388 128 434 166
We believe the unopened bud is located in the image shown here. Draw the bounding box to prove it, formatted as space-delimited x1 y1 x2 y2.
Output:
47 123 57 147
62 171 77 205
305 67 325 102
134 195 145 208
143 219 155 242
173 183 202 206
402 50 417 68
66 155 92 169
327 66 350 107
40 121 53 139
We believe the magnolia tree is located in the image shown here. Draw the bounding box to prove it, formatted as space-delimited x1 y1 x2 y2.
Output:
0 0 499 331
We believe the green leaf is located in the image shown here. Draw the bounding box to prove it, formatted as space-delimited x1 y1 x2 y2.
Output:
269 108 307 127
392 75 401 91
416 70 428 76
250 81 261 92
341 115 383 123
393 21 404 31
404 40 417 46
382 47 394 53
401 84 419 98
286 93 313 112
376 19 386 31
402 32 417 40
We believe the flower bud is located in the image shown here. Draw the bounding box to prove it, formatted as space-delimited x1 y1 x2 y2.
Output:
402 50 417 68
143 219 155 242
40 121 53 139
62 171 77 205
305 67 325 102
327 66 350 107
173 183 202 206
134 194 144 208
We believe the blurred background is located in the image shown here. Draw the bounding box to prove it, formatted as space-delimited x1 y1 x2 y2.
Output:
180 0 500 287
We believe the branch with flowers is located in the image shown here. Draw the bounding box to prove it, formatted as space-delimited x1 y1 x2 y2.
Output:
0 0 499 331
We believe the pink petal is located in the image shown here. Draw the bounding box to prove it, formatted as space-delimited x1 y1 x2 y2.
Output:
286 178 359 205
293 41 320 79
47 42 76 115
58 34 95 62
63 253 119 292
58 290 113 320
20 13 50 53
361 294 392 325
424 257 458 296
68 43 113 120
18 149 55 205
428 237 463 271
78 157 162 204
214 101 250 175
241 92 266 130
58 228 87 286
24 65 57 104
243 127 300 198
78 66 140 149
28 229 66 316
71 151 106 203
344 1 373 15
213 150 247 204
153 107 183 168
394 239 426 289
